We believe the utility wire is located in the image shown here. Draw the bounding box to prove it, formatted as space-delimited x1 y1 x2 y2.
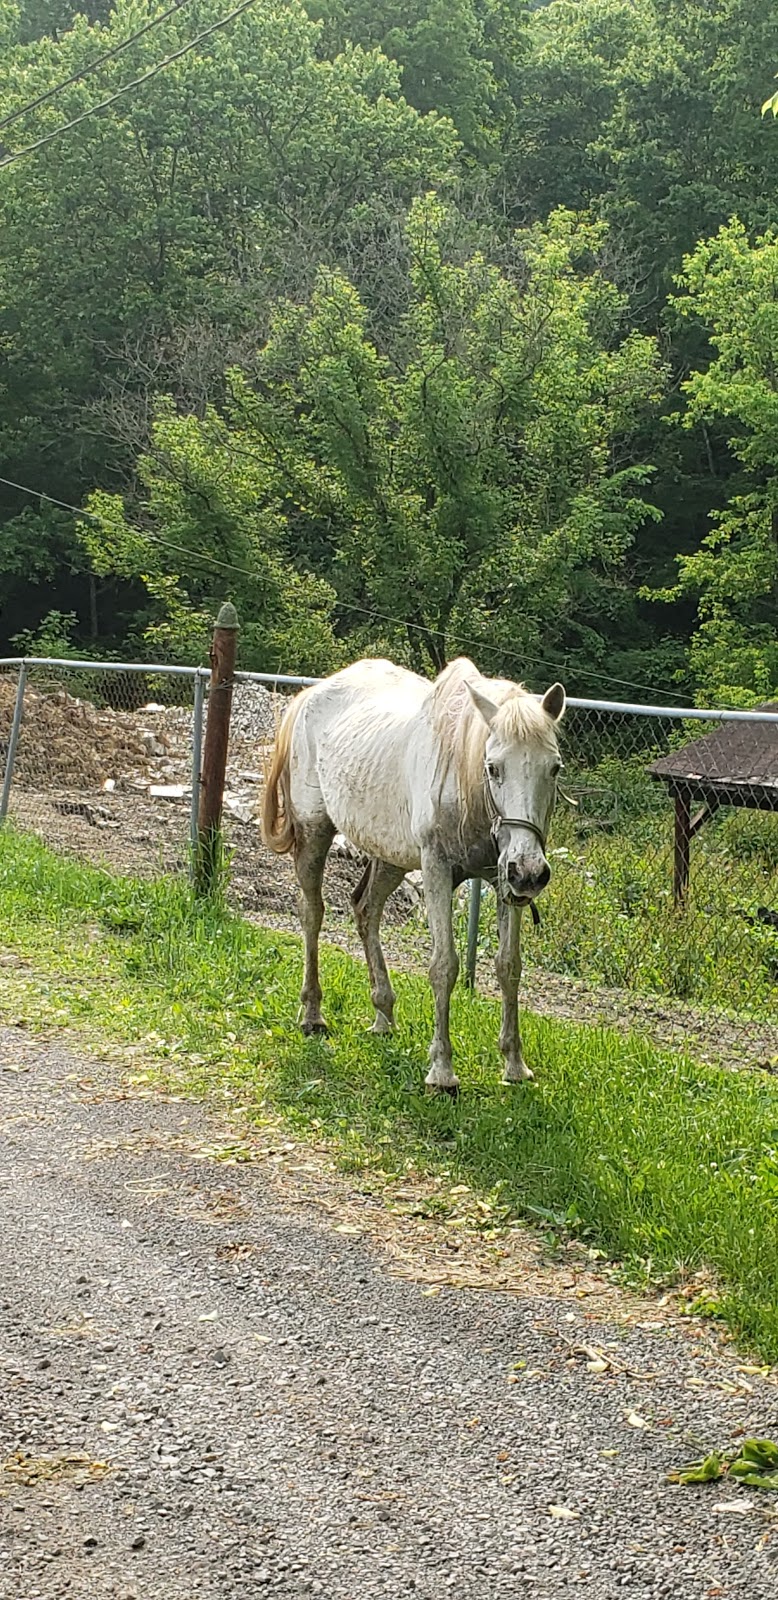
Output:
0 0 194 134
0 471 686 701
327 595 683 700
0 0 257 170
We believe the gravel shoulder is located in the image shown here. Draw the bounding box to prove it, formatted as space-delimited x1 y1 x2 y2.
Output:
2 1024 778 1600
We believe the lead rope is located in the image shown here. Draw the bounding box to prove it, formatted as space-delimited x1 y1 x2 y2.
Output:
482 767 578 929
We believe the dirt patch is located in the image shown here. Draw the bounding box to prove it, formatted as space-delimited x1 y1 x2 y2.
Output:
7 787 417 925
1 673 279 793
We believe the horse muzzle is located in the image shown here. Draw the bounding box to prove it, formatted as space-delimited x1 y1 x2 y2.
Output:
500 858 551 905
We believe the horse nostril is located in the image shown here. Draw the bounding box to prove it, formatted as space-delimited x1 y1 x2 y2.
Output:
537 863 551 890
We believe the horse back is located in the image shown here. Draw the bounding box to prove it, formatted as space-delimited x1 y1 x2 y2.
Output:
291 659 435 866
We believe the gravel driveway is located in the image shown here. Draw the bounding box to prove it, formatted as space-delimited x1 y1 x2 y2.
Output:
1 1025 777 1600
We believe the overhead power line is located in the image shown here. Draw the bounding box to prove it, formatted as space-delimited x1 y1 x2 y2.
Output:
0 0 194 135
0 0 258 170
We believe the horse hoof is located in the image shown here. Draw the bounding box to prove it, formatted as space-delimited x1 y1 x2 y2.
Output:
368 1012 393 1036
301 1021 328 1038
502 1067 534 1085
425 1081 460 1100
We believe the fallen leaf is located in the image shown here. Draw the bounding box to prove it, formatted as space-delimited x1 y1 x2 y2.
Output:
548 1505 580 1520
668 1452 725 1485
626 1411 649 1429
713 1501 754 1514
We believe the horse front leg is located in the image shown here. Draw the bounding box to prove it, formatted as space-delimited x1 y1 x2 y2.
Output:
495 898 533 1083
422 849 459 1093
294 825 335 1035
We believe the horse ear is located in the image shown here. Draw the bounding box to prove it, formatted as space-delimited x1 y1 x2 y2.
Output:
465 680 499 728
541 682 566 722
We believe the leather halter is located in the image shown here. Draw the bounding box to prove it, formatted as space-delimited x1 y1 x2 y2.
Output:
482 766 548 853
483 767 547 927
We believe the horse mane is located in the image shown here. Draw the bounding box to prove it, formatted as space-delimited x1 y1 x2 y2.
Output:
430 657 559 836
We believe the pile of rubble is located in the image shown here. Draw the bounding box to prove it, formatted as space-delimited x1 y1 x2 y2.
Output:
0 678 169 789
0 674 288 822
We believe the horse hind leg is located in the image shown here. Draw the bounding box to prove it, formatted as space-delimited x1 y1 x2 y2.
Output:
352 859 405 1034
295 823 335 1036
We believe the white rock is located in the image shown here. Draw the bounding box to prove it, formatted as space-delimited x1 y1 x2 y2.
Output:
224 794 256 824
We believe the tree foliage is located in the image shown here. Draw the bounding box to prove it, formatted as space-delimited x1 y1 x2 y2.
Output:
649 223 778 704
82 199 664 671
0 0 776 703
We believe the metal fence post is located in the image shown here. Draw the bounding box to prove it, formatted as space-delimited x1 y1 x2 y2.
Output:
0 661 28 823
195 604 239 893
464 877 482 988
189 668 206 869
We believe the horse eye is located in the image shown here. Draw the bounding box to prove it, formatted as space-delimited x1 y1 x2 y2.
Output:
552 762 562 778
487 762 501 781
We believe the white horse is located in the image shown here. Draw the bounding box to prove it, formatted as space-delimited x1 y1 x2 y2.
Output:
262 657 565 1092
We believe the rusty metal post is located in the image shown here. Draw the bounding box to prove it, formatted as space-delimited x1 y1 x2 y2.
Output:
195 603 239 893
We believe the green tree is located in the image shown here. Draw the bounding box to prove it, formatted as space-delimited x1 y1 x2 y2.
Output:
0 0 456 649
304 0 504 154
80 398 342 674
650 221 778 704
84 199 665 677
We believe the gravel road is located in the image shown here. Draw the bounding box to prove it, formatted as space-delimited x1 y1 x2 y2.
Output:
1 1025 777 1600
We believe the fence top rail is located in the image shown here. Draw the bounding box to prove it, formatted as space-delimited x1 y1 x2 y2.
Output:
563 696 778 723
0 654 200 678
1 656 777 722
0 656 320 687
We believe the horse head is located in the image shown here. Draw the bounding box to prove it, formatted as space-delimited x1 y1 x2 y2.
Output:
466 680 565 906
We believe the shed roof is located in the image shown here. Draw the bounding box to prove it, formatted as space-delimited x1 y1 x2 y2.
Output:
649 704 778 795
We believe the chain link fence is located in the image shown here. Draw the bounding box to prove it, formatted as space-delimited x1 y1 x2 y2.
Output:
2 655 777 1066
469 698 778 1066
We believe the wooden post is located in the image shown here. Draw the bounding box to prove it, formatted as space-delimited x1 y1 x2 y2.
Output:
673 786 691 906
195 603 239 893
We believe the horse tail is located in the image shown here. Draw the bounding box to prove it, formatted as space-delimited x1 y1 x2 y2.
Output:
261 689 308 855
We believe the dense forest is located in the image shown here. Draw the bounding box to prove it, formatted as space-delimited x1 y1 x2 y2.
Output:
0 0 776 703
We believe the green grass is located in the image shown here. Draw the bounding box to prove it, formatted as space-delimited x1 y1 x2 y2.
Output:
2 828 778 1361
